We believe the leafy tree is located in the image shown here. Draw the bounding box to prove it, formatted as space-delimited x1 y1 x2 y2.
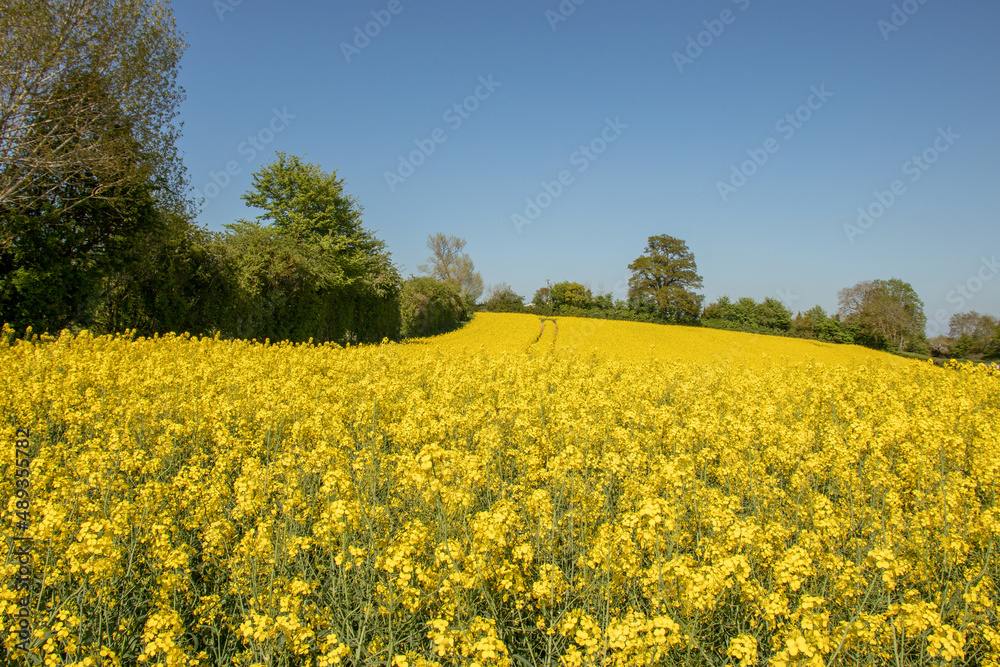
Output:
791 305 824 339
702 295 790 334
838 278 926 351
482 283 524 313
217 155 401 343
0 0 188 216
627 235 704 322
240 153 400 297
92 212 232 337
732 297 760 328
550 281 592 311
948 312 997 356
756 297 792 332
702 296 735 322
531 286 551 310
418 234 484 303
0 88 162 335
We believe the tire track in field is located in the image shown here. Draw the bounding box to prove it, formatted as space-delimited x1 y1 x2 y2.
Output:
528 317 559 353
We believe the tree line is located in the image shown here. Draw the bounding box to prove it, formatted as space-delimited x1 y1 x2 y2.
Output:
481 241 1000 361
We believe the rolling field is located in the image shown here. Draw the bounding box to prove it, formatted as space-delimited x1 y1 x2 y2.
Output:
1 315 998 667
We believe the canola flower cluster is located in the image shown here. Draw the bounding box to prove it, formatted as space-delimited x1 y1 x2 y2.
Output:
1 314 998 666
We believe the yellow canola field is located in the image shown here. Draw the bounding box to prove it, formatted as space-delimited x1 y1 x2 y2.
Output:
1 316 998 667
437 313 918 367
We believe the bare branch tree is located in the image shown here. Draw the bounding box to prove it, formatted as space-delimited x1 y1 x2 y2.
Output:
418 233 484 302
0 0 187 224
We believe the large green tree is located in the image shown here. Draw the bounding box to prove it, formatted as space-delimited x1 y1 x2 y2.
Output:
838 278 926 351
223 154 401 343
627 235 704 322
549 281 592 311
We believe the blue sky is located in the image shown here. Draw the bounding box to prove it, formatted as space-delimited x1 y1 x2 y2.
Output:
173 0 999 335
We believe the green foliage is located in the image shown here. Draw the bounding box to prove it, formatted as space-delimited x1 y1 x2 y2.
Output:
400 277 471 338
838 278 926 352
0 173 160 335
92 212 233 337
701 295 793 336
928 312 1000 360
481 283 525 313
627 235 704 322
206 155 403 344
549 282 592 311
0 0 188 214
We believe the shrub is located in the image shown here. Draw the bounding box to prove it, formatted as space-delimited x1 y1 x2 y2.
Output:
400 276 471 337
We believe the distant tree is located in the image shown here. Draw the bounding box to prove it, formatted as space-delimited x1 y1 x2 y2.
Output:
928 335 952 358
482 283 524 313
702 296 735 321
791 305 825 339
550 281 592 311
949 312 997 356
756 297 793 332
627 235 704 322
838 278 926 351
732 297 759 328
418 234 484 303
532 285 551 308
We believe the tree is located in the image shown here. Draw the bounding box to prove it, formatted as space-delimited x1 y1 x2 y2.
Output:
532 285 551 309
0 173 160 333
0 0 188 217
0 74 164 334
838 278 926 351
702 296 734 321
549 281 592 311
756 297 792 332
239 153 399 297
218 154 402 344
949 311 997 355
482 283 524 313
418 233 483 303
627 235 704 322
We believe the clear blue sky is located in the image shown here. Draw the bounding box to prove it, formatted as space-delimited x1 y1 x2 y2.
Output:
173 0 999 336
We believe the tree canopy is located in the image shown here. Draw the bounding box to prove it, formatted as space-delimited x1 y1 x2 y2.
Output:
627 235 704 321
838 278 926 351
